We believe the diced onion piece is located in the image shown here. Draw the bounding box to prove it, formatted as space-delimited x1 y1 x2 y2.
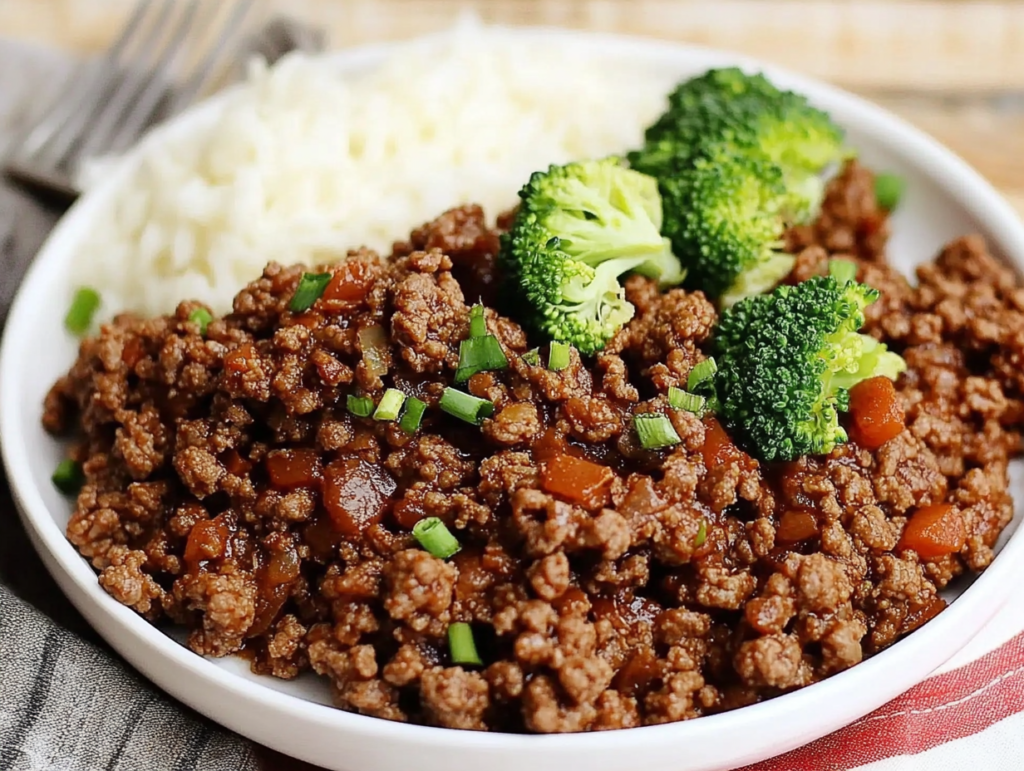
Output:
357 324 389 379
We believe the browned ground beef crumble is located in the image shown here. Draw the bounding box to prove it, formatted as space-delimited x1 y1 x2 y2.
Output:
44 161 1024 732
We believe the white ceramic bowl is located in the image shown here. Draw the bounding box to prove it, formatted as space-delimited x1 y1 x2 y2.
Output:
4 27 1024 771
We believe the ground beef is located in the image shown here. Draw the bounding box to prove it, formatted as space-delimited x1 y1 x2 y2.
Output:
45 171 1023 732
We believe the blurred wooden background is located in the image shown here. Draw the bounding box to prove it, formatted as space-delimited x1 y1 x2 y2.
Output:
2 0 1023 215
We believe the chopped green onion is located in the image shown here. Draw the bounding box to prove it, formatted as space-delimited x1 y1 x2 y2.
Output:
188 307 213 335
687 357 718 392
668 387 706 416
399 396 427 434
373 389 406 421
548 341 571 371
828 259 858 285
455 335 509 383
468 304 487 338
288 272 332 312
522 348 541 366
695 518 707 548
875 172 905 211
347 394 374 418
448 622 483 666
412 517 462 559
52 459 84 495
439 388 494 425
705 395 721 414
634 413 682 450
64 287 101 336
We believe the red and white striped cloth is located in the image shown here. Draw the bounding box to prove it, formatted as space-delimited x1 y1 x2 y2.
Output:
741 596 1024 770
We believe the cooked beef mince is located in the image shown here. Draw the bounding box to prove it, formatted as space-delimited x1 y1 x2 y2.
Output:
44 161 1024 732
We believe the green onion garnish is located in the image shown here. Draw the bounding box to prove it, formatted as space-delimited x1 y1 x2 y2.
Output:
412 517 461 559
469 304 487 338
875 172 905 211
52 459 84 495
548 342 571 371
828 259 858 285
188 307 213 335
634 413 682 450
455 335 509 383
695 518 707 548
439 388 494 425
288 272 332 312
373 389 406 421
687 357 718 391
668 387 706 416
347 394 374 418
399 396 427 434
64 287 101 336
522 348 541 366
448 622 483 666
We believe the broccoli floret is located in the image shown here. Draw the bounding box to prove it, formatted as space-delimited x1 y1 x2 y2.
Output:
657 145 801 305
632 67 848 218
499 158 686 354
712 275 907 462
628 68 850 304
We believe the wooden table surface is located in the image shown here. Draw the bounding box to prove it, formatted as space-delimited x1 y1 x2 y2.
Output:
0 2 1020 769
2 0 1024 217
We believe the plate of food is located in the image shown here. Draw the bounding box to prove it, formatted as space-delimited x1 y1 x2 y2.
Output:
3 22 1024 771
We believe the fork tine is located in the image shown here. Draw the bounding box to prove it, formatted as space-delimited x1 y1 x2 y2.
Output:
169 0 258 116
58 0 183 167
83 0 204 160
12 0 155 162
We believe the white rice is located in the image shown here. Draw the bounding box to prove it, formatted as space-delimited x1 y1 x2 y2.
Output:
74 22 677 316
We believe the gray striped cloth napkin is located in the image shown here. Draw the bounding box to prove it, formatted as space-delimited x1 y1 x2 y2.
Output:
0 38 260 771
0 585 259 771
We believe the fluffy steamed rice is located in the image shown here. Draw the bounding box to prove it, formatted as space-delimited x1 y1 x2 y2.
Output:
73 22 678 316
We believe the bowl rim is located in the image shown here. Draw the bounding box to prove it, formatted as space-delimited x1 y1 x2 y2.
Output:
4 23 1024 761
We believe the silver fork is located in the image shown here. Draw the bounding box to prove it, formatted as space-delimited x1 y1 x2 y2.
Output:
2 0 257 201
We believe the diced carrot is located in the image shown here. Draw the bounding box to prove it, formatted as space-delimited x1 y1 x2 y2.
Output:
224 343 257 374
323 260 375 303
776 509 819 544
392 497 427 530
701 417 755 470
121 337 145 369
898 503 966 560
322 458 397 536
183 515 231 571
849 376 905 449
221 449 251 477
265 449 322 490
541 454 614 509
